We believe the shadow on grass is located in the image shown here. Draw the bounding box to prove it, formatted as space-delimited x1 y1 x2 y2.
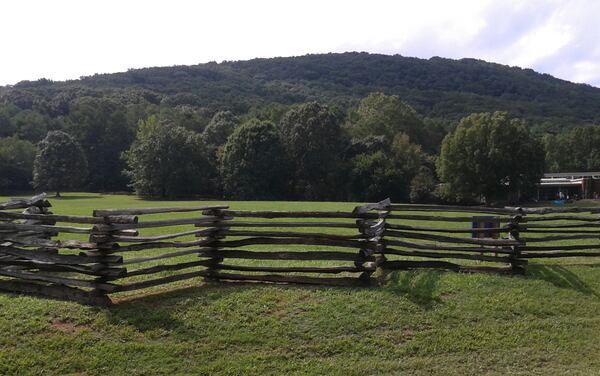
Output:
382 270 442 310
100 283 237 334
527 264 600 297
101 282 325 336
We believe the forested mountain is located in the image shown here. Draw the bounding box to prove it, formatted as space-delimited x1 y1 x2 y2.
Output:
2 52 600 201
3 52 600 130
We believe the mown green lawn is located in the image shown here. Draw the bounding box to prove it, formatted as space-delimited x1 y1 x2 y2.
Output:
1 193 600 375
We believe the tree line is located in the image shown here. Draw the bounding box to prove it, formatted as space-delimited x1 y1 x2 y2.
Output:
2 91 599 204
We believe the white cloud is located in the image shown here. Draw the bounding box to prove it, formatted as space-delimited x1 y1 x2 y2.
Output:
0 0 599 87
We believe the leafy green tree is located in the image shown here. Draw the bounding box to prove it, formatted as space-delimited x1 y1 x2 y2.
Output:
0 137 36 193
220 119 289 199
544 126 600 172
33 131 88 197
65 97 136 191
347 92 429 148
160 105 212 133
409 167 437 203
347 133 424 202
203 110 239 147
0 104 20 138
279 102 343 200
11 110 50 142
122 116 215 198
437 112 544 203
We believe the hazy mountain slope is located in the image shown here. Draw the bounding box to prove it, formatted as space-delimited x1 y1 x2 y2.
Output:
3 52 600 128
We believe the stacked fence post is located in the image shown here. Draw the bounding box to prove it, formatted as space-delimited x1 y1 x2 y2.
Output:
353 199 391 284
200 208 229 282
89 213 135 301
507 208 526 274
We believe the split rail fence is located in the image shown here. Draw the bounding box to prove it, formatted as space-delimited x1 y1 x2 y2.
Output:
1 194 600 305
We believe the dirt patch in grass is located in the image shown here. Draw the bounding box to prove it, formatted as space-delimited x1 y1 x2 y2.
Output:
50 319 90 334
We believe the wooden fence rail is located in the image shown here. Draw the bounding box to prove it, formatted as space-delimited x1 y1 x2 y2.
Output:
2 195 600 305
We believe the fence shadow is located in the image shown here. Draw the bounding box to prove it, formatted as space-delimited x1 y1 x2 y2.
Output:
102 281 337 337
382 270 443 310
100 283 243 338
527 264 600 297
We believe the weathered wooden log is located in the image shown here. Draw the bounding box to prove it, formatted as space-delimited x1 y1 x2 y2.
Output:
386 214 508 222
521 244 600 251
90 228 216 243
217 221 357 229
204 210 379 219
521 215 599 222
385 223 510 234
1 238 99 250
98 216 227 230
384 247 514 263
522 234 600 242
521 252 600 258
0 193 50 210
0 259 126 278
125 260 214 277
219 229 366 240
521 222 600 228
116 269 211 292
213 264 372 274
0 223 92 234
109 238 214 253
93 205 228 217
384 230 521 246
352 198 391 214
383 239 514 253
0 280 111 306
214 237 376 250
0 211 137 224
197 249 373 262
520 228 600 234
0 268 118 292
382 259 462 271
207 272 369 286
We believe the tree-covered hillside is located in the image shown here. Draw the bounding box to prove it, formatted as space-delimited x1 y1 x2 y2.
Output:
3 52 600 129
2 52 600 201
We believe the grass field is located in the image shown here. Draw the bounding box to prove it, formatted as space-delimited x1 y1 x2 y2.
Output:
2 193 600 375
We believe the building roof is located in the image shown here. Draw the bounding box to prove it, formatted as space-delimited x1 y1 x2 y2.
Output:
543 172 600 179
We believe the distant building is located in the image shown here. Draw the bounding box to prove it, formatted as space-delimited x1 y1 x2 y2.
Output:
538 172 600 200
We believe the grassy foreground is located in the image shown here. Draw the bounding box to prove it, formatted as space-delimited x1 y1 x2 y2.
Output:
1 193 600 375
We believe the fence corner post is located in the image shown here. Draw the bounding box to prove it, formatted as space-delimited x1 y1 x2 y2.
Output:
200 208 228 283
354 199 391 285
508 209 526 274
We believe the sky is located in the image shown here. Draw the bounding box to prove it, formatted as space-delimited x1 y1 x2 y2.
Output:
1 0 599 87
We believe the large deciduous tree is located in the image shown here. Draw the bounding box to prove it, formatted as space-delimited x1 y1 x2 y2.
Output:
65 97 136 191
437 112 544 203
203 110 239 147
543 126 600 172
33 131 88 197
347 92 440 151
220 119 289 199
0 137 36 193
279 102 343 200
122 116 215 198
347 133 424 202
